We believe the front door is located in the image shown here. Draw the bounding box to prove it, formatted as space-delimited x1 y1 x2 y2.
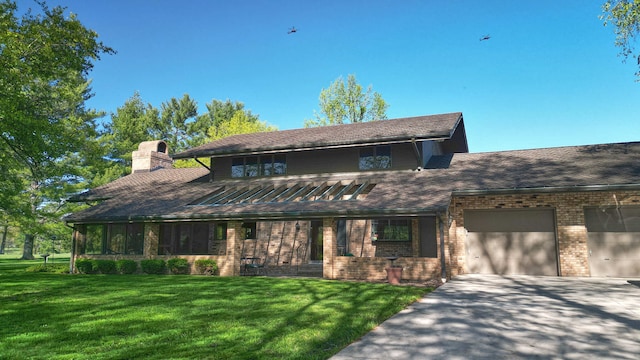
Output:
310 221 323 261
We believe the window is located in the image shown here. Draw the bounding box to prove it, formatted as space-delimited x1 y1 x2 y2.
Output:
241 222 257 239
231 155 287 178
159 222 222 255
359 145 391 170
84 225 104 255
371 219 412 242
81 223 144 255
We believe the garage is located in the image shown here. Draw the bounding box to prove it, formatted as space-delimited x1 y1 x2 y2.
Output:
464 209 558 276
584 206 640 277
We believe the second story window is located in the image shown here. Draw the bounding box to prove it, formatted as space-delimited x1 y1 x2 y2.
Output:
232 154 287 178
359 145 391 170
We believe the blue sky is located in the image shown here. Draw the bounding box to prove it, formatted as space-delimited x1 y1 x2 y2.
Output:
31 0 640 152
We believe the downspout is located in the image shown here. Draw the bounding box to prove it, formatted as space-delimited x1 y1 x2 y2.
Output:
410 138 423 170
193 157 213 182
437 212 447 283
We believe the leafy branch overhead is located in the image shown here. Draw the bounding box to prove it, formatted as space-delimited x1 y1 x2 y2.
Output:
601 0 640 79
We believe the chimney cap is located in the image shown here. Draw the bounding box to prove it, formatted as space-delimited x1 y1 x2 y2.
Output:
137 140 168 154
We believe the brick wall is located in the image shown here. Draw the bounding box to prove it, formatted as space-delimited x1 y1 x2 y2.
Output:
448 190 640 277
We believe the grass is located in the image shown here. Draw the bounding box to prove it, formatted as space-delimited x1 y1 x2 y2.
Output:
0 258 431 360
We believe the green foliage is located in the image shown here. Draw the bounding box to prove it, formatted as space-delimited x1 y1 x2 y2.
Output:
167 257 190 275
0 0 113 259
95 260 117 274
305 74 389 127
75 259 97 274
115 259 138 274
140 259 166 274
194 259 218 275
25 263 68 274
602 0 640 79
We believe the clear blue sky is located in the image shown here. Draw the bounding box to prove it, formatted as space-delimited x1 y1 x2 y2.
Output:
30 0 640 152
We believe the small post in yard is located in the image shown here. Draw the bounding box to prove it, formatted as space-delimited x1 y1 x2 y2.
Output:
385 256 403 285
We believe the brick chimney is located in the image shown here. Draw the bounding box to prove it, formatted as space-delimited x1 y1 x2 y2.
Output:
131 140 173 173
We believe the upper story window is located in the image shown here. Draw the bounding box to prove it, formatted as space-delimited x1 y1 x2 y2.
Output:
359 145 391 170
232 154 286 178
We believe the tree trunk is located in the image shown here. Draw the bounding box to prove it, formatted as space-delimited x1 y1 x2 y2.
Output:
0 225 7 254
21 233 35 260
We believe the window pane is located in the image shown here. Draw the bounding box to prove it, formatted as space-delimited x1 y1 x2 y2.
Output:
261 156 273 176
85 225 104 255
376 145 391 169
231 158 244 178
359 147 375 170
245 157 259 177
192 223 209 254
126 223 144 255
177 225 191 254
372 219 411 241
107 224 126 254
242 222 256 239
159 224 173 255
215 223 228 240
273 155 286 175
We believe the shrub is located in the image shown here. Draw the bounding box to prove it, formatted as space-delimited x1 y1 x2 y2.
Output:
25 263 69 274
116 259 138 274
194 259 218 275
75 259 97 274
167 258 190 275
140 259 166 275
95 260 117 274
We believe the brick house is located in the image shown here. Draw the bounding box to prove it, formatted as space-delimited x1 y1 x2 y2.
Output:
66 112 640 280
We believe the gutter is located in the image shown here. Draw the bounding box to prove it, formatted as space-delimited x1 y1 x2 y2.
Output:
65 206 448 224
452 183 640 196
437 212 448 283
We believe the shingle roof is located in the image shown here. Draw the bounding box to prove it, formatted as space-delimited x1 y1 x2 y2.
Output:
173 112 464 159
65 141 640 223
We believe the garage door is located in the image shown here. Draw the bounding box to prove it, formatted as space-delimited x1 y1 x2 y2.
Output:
464 209 558 276
584 207 640 277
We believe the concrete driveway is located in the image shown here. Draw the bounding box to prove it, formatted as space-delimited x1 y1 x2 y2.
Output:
331 275 640 359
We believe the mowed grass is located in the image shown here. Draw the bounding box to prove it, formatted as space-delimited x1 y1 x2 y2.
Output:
0 258 431 360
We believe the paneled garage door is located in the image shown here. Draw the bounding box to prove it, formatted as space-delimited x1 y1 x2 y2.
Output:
464 209 558 276
584 207 640 277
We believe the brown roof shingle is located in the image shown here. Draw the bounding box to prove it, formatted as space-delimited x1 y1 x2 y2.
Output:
173 112 463 159
65 141 640 223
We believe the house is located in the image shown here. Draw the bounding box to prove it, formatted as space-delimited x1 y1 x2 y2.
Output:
65 112 640 280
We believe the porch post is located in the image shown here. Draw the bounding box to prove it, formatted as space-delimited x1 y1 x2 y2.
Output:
223 221 242 276
145 223 160 257
322 217 335 279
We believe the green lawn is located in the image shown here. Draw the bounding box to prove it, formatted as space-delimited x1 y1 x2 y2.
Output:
0 258 431 360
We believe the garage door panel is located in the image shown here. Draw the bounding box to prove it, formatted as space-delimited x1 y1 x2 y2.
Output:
464 208 558 276
585 207 640 277
467 231 557 275
588 232 640 259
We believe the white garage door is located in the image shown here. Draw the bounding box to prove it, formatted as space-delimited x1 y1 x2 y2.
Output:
584 207 640 277
464 209 558 276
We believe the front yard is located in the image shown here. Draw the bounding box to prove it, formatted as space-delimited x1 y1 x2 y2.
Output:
0 258 430 360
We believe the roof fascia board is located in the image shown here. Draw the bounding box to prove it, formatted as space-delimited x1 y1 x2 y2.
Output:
175 135 452 159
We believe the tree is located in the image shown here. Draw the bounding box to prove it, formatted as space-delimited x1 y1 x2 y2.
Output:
156 94 198 154
602 0 640 79
0 1 113 259
207 109 277 141
305 74 389 127
99 92 160 181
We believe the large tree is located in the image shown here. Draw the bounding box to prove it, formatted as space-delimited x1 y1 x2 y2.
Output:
602 0 640 79
305 74 389 127
0 1 113 258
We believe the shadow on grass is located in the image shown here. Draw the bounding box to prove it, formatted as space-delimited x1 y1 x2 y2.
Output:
0 262 430 360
